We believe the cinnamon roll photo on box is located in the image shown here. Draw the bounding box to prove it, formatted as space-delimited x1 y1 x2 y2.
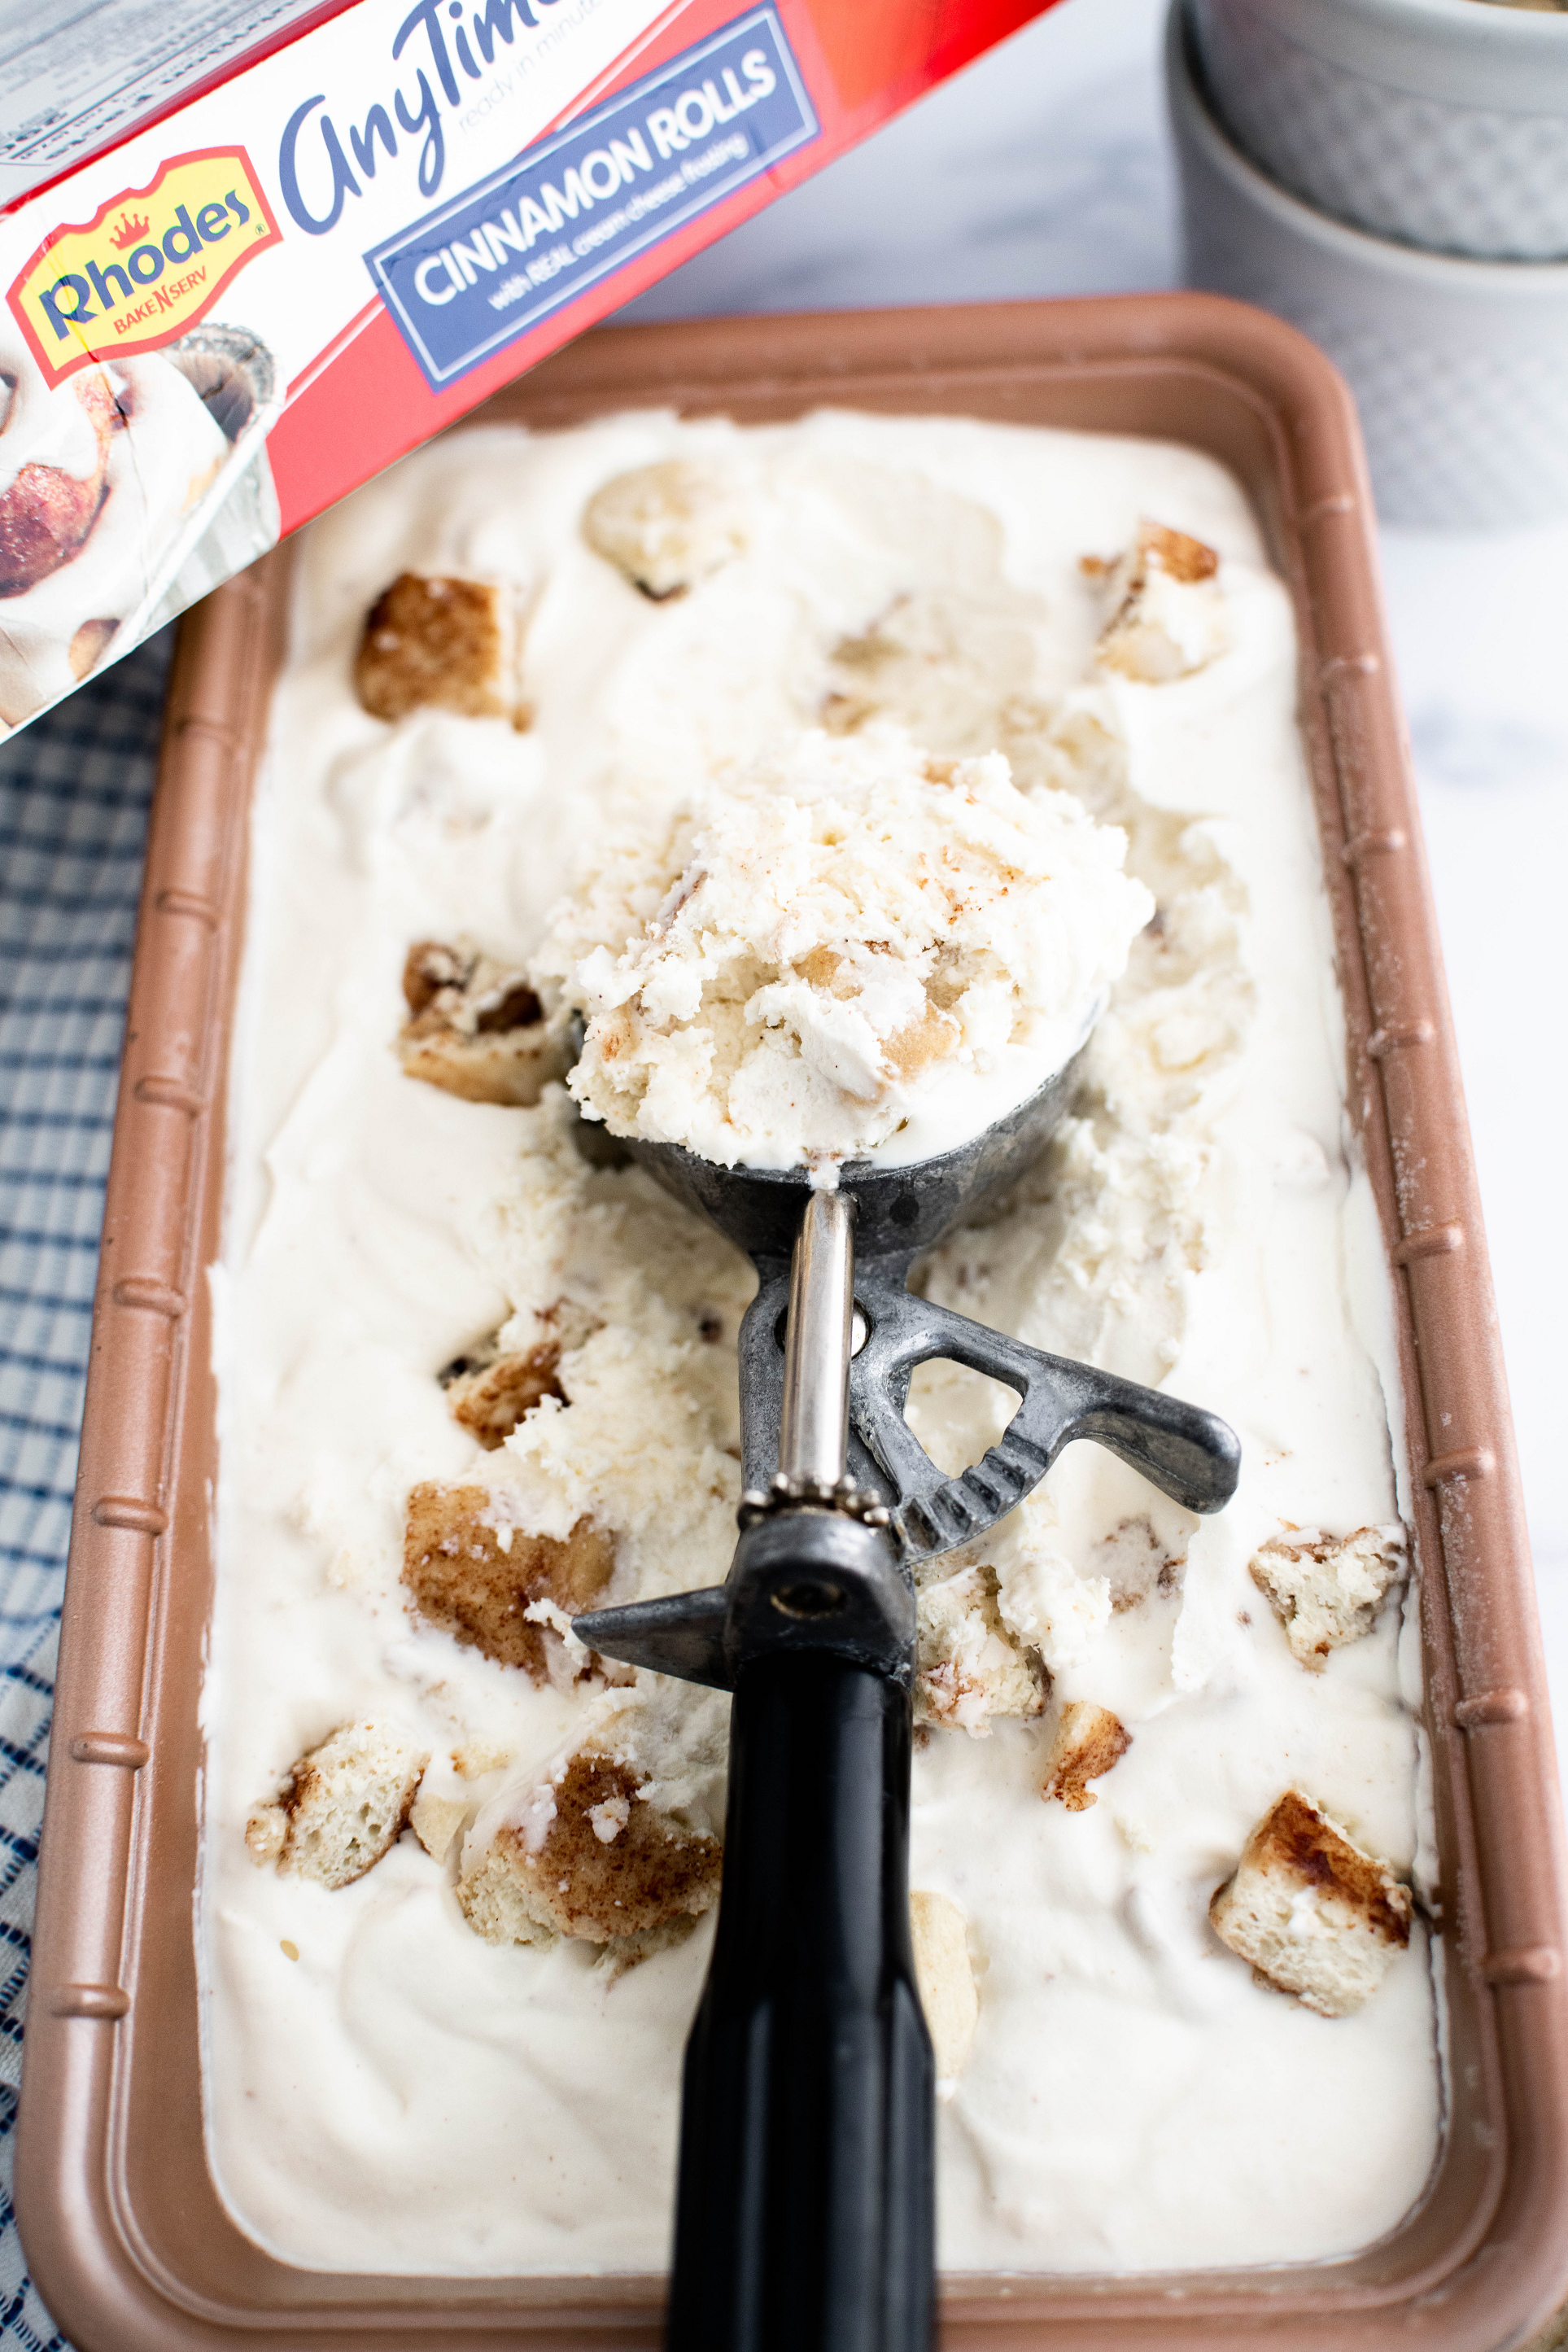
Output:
0 0 1063 739
19 297 1568 2352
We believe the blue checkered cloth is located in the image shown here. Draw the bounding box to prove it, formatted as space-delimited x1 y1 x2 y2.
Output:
0 628 173 2352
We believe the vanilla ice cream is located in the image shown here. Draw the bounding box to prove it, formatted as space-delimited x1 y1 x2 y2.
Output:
201 406 1439 2280
540 727 1151 1176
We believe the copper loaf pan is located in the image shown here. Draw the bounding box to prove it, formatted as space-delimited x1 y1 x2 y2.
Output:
18 295 1568 2350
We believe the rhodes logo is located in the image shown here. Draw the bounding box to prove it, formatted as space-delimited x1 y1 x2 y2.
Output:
7 148 282 385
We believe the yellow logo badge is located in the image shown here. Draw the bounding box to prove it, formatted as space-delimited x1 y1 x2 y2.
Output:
7 148 282 385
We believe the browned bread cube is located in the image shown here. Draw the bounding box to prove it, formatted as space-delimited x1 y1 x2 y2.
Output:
402 1481 614 1681
1040 1700 1131 1810
458 1744 721 1947
441 1340 565 1450
354 572 526 724
1091 518 1226 683
245 1719 430 1889
909 1890 980 2086
1096 1514 1185 1611
408 1788 470 1866
1209 1789 1413 2018
398 938 564 1108
582 459 747 600
1250 1524 1405 1668
915 1564 1046 1734
1139 519 1217 585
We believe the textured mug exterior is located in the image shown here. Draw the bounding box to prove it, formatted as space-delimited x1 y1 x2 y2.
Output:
1171 2 1568 527
1191 0 1568 259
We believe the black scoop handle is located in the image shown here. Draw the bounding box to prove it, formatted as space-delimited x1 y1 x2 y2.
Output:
667 1650 935 2352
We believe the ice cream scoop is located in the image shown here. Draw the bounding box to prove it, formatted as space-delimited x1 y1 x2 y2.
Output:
576 1059 1240 2352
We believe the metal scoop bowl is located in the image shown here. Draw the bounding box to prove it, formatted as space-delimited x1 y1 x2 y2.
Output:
574 1059 1239 2352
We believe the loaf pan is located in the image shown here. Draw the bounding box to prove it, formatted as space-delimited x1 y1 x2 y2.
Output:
18 295 1568 2351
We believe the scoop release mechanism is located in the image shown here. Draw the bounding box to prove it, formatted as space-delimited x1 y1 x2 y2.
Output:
575 1058 1241 1692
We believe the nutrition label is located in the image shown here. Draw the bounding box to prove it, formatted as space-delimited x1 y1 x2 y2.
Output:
0 0 330 209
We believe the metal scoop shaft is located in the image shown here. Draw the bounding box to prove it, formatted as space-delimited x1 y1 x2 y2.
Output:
780 1193 855 1492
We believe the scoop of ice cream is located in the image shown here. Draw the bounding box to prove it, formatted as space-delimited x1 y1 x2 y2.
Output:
535 727 1153 1176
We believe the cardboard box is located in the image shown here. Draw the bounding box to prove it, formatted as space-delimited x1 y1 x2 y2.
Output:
0 0 1057 739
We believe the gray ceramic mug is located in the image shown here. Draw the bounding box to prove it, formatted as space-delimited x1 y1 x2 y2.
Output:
1190 0 1568 259
1168 0 1568 525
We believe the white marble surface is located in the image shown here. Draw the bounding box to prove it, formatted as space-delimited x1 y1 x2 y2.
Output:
617 0 1568 1742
